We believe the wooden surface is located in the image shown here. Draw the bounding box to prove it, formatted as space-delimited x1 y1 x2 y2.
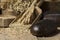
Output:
0 22 60 40
9 23 60 40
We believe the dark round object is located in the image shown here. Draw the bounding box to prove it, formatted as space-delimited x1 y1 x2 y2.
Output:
0 8 2 14
30 20 57 37
43 11 60 26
